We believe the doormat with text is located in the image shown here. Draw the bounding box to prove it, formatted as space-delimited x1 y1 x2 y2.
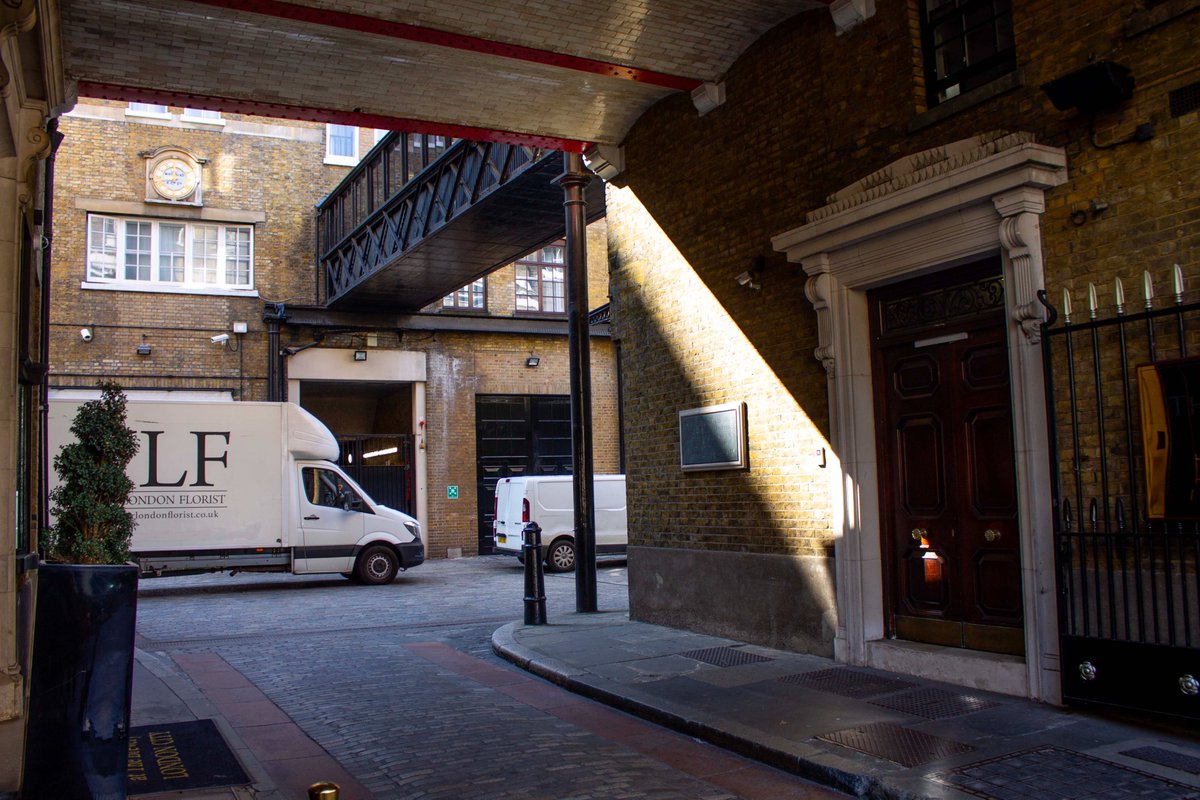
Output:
128 718 249 795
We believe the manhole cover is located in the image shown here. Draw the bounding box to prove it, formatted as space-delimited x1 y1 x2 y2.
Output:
779 667 915 698
1121 746 1200 776
869 687 1001 719
817 721 974 767
937 746 1200 800
679 646 773 667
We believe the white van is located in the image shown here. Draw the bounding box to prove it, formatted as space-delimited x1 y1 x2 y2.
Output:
492 475 626 572
49 398 423 584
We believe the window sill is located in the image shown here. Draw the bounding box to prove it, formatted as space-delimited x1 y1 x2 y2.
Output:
908 70 1024 133
181 116 226 127
438 306 490 315
125 109 172 120
1125 0 1200 37
324 155 359 167
82 281 259 298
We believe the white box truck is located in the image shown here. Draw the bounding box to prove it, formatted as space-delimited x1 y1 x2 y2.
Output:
48 399 423 584
492 475 626 572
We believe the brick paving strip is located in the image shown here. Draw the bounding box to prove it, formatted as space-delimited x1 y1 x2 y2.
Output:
402 641 845 800
171 652 373 800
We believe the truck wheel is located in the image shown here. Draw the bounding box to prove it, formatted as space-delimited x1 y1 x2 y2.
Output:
355 545 399 585
545 539 575 573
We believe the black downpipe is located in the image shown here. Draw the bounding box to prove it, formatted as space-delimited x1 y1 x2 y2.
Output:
555 152 596 613
37 120 65 550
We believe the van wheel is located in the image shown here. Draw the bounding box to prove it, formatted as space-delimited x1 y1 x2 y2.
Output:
545 539 575 573
355 545 399 585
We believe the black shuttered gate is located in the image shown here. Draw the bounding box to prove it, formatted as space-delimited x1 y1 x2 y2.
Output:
476 395 572 554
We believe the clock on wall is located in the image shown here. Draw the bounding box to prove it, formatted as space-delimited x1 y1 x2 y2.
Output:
150 157 199 201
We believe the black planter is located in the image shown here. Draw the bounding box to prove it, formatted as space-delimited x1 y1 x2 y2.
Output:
23 562 138 800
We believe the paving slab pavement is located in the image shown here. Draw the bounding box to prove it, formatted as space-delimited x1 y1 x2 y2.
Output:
492 611 1200 800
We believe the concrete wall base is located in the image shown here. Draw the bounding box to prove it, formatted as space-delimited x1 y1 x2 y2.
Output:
628 546 836 657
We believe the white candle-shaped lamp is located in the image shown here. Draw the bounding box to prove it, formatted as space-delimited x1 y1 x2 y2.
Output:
1143 270 1153 310
1114 277 1125 315
1088 283 1098 319
1174 263 1185 303
1063 288 1073 323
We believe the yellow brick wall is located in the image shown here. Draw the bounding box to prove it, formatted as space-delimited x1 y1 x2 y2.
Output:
50 100 623 561
610 2 1199 555
50 101 351 398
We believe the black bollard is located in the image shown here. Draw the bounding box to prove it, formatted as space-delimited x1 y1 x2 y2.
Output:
522 522 547 625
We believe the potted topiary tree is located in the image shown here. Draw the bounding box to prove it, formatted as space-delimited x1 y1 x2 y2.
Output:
24 382 141 800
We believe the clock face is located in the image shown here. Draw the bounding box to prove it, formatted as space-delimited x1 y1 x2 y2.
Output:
151 158 198 200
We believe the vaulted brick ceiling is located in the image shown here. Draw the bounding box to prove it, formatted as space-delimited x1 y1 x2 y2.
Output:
57 0 833 147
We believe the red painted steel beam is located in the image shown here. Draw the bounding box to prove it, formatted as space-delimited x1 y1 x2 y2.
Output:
77 81 591 152
179 0 705 92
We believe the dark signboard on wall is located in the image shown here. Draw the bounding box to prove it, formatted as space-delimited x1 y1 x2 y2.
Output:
679 402 747 472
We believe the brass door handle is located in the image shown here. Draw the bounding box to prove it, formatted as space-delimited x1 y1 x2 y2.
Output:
984 528 1001 542
911 528 929 542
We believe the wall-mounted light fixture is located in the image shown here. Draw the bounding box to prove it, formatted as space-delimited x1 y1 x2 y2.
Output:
1041 60 1154 149
1041 61 1133 115
354 350 368 362
136 344 152 356
526 356 540 368
79 327 93 342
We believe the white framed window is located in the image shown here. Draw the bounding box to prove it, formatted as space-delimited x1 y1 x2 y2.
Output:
182 107 224 124
86 214 254 292
126 102 171 119
515 243 566 314
325 124 360 165
442 278 486 310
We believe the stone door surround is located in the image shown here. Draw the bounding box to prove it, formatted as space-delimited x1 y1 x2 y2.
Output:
773 132 1069 702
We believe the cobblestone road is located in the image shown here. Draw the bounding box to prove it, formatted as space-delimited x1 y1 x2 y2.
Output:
135 556 840 799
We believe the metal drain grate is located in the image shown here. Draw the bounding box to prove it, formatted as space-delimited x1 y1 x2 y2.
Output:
1170 81 1200 118
1122 746 1200 775
937 746 1200 800
778 667 915 698
679 646 774 667
817 722 974 768
869 687 1001 720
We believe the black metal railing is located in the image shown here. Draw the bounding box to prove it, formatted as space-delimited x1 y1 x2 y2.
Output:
317 132 453 254
318 136 548 305
1041 266 1200 717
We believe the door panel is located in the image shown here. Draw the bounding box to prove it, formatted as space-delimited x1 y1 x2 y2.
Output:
897 416 946 516
872 263 1023 655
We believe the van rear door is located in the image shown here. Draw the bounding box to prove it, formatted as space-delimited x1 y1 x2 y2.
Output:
493 478 525 552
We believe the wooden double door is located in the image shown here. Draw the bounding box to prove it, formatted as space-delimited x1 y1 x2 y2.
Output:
871 263 1024 656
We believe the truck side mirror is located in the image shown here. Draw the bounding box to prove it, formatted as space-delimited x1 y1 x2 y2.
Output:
340 490 362 512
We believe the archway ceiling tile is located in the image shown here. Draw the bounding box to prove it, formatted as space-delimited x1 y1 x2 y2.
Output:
58 0 831 145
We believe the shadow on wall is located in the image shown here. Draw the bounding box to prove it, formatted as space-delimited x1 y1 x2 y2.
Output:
607 182 839 655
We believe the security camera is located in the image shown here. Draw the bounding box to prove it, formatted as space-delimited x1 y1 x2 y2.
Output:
735 271 760 290
211 333 230 344
79 328 93 342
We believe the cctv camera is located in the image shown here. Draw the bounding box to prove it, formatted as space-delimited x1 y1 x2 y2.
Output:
211 333 230 344
735 272 760 290
79 328 93 342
